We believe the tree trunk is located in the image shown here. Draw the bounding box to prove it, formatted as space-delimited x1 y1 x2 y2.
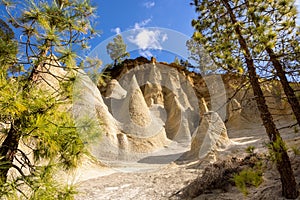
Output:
265 47 300 126
221 0 298 198
245 4 300 127
0 41 51 183
0 120 21 184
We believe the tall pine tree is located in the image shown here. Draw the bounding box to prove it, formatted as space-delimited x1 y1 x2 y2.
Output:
0 0 98 198
106 34 130 66
191 0 299 198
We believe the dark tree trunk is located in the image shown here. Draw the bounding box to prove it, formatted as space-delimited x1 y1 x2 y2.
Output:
245 4 300 127
222 0 298 198
0 120 21 184
265 47 300 126
0 41 50 183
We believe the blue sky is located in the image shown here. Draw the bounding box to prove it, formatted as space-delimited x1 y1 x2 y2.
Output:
1 1 300 65
89 0 300 64
94 0 196 38
89 0 197 64
0 0 197 65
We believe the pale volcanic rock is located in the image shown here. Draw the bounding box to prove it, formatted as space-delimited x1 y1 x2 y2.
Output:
187 111 231 162
105 79 127 99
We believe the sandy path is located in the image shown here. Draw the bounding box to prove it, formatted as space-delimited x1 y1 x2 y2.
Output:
75 163 201 200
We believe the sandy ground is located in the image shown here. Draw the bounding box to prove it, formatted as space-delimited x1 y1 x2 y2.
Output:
75 163 201 200
75 121 300 200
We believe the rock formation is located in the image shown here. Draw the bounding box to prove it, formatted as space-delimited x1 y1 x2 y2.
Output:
91 58 247 165
189 111 231 162
105 79 127 99
3 55 297 183
182 95 231 162
72 56 297 170
72 59 205 165
73 70 172 162
97 57 297 165
33 55 67 94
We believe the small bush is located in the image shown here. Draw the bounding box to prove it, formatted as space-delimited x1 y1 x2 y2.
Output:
291 146 300 156
233 168 263 196
245 146 255 154
294 126 299 134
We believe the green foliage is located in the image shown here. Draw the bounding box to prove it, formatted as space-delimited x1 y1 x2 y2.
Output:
97 71 111 87
84 57 106 84
0 19 17 71
3 0 98 73
186 38 218 74
233 157 264 196
19 164 78 200
294 126 299 134
191 0 299 198
234 146 264 195
291 146 300 156
0 18 14 40
191 0 300 77
106 34 130 65
245 146 255 154
0 77 86 198
266 136 287 163
0 0 99 199
233 167 263 196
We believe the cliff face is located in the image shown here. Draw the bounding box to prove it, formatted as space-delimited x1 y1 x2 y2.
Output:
93 57 297 163
76 60 202 163
6 56 295 183
26 55 295 166
87 57 225 163
102 57 294 124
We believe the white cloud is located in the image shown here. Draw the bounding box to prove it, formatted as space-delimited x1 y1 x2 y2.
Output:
162 34 168 42
143 1 155 8
128 29 168 50
134 18 152 29
111 27 121 34
127 18 167 57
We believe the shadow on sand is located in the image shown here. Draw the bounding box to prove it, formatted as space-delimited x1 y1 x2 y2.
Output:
137 152 185 164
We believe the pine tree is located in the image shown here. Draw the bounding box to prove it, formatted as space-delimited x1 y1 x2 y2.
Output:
106 34 130 66
191 0 298 198
0 0 98 198
186 38 218 74
243 0 300 126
